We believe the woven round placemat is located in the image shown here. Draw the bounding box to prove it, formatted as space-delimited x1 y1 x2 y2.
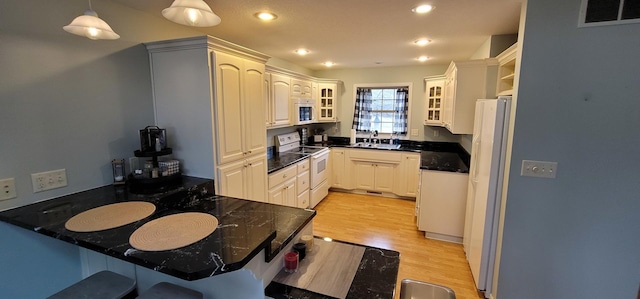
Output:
129 212 218 251
65 201 156 232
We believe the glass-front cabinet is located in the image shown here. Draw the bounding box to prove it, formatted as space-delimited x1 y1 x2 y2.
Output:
424 76 445 126
317 82 338 122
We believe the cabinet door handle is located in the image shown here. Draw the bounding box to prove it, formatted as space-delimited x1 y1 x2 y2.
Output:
283 174 287 178
248 151 252 154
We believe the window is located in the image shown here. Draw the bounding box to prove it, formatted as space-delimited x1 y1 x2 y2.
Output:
352 85 410 135
579 0 640 26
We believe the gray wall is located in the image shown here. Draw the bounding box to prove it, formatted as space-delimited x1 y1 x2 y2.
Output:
0 0 202 211
0 0 203 296
498 0 640 298
314 65 460 143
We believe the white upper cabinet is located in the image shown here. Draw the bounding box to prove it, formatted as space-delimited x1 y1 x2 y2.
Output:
424 76 446 126
264 72 272 127
496 43 518 96
212 51 266 165
317 82 339 122
145 35 269 188
291 79 313 98
442 59 497 135
269 73 291 128
242 60 267 156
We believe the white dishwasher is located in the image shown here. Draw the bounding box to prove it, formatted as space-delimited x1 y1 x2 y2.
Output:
417 169 469 243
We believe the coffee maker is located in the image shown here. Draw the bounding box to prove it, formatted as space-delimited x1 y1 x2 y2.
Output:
139 126 167 152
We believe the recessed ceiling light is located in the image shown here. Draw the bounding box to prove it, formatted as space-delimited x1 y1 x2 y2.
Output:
323 61 334 67
255 12 277 21
417 56 429 62
414 39 431 46
295 49 310 55
412 4 434 14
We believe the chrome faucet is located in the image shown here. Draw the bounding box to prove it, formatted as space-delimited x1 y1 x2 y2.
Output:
371 130 379 144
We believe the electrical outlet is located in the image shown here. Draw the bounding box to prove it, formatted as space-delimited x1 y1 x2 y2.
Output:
433 129 439 137
31 169 68 193
411 128 419 136
0 178 17 201
521 160 557 179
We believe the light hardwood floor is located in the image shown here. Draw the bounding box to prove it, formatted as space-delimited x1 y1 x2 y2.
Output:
313 191 484 299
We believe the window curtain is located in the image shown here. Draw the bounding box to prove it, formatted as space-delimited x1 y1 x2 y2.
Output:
352 88 372 131
393 88 409 134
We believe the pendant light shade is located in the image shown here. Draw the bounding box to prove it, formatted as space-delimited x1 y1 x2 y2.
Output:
63 5 120 40
162 0 221 27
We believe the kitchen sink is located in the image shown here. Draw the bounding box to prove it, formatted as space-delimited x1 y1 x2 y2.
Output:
351 142 401 150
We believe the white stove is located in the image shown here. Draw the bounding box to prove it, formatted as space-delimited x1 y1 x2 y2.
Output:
275 132 302 152
276 132 329 154
275 132 330 208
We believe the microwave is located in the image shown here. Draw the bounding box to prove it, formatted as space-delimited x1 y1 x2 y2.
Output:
293 98 315 125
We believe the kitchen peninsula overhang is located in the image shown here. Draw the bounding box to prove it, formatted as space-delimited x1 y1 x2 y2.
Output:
0 177 316 281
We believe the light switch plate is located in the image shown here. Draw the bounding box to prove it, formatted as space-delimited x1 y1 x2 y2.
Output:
0 178 17 201
521 160 558 178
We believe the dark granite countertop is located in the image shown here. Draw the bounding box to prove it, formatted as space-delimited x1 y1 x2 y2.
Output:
265 237 399 299
420 151 469 173
268 152 310 174
325 137 471 173
0 177 315 281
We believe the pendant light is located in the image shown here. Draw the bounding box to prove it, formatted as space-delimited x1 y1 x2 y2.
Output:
63 0 120 40
162 0 221 27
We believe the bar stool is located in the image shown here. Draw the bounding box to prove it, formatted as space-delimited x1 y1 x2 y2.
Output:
47 270 136 299
136 282 203 299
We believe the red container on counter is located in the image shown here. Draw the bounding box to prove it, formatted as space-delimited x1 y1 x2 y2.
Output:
284 252 299 273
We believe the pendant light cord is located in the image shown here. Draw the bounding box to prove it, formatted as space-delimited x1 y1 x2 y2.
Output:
88 0 92 10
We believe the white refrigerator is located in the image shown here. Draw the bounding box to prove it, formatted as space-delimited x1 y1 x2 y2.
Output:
463 97 511 298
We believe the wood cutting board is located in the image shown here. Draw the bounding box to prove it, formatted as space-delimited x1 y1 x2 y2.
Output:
272 238 365 299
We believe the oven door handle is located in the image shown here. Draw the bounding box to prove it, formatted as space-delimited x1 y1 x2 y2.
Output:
311 149 330 159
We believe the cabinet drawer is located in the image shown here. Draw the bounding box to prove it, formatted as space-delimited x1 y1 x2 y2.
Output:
349 149 402 163
297 189 310 209
269 165 297 189
296 159 310 173
297 171 310 194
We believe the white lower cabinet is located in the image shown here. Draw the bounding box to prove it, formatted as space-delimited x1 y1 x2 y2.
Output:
394 153 421 197
268 177 296 207
348 149 402 194
353 162 396 193
217 155 267 202
330 148 350 189
297 189 310 209
295 159 310 208
268 159 311 208
330 148 421 198
417 170 469 243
